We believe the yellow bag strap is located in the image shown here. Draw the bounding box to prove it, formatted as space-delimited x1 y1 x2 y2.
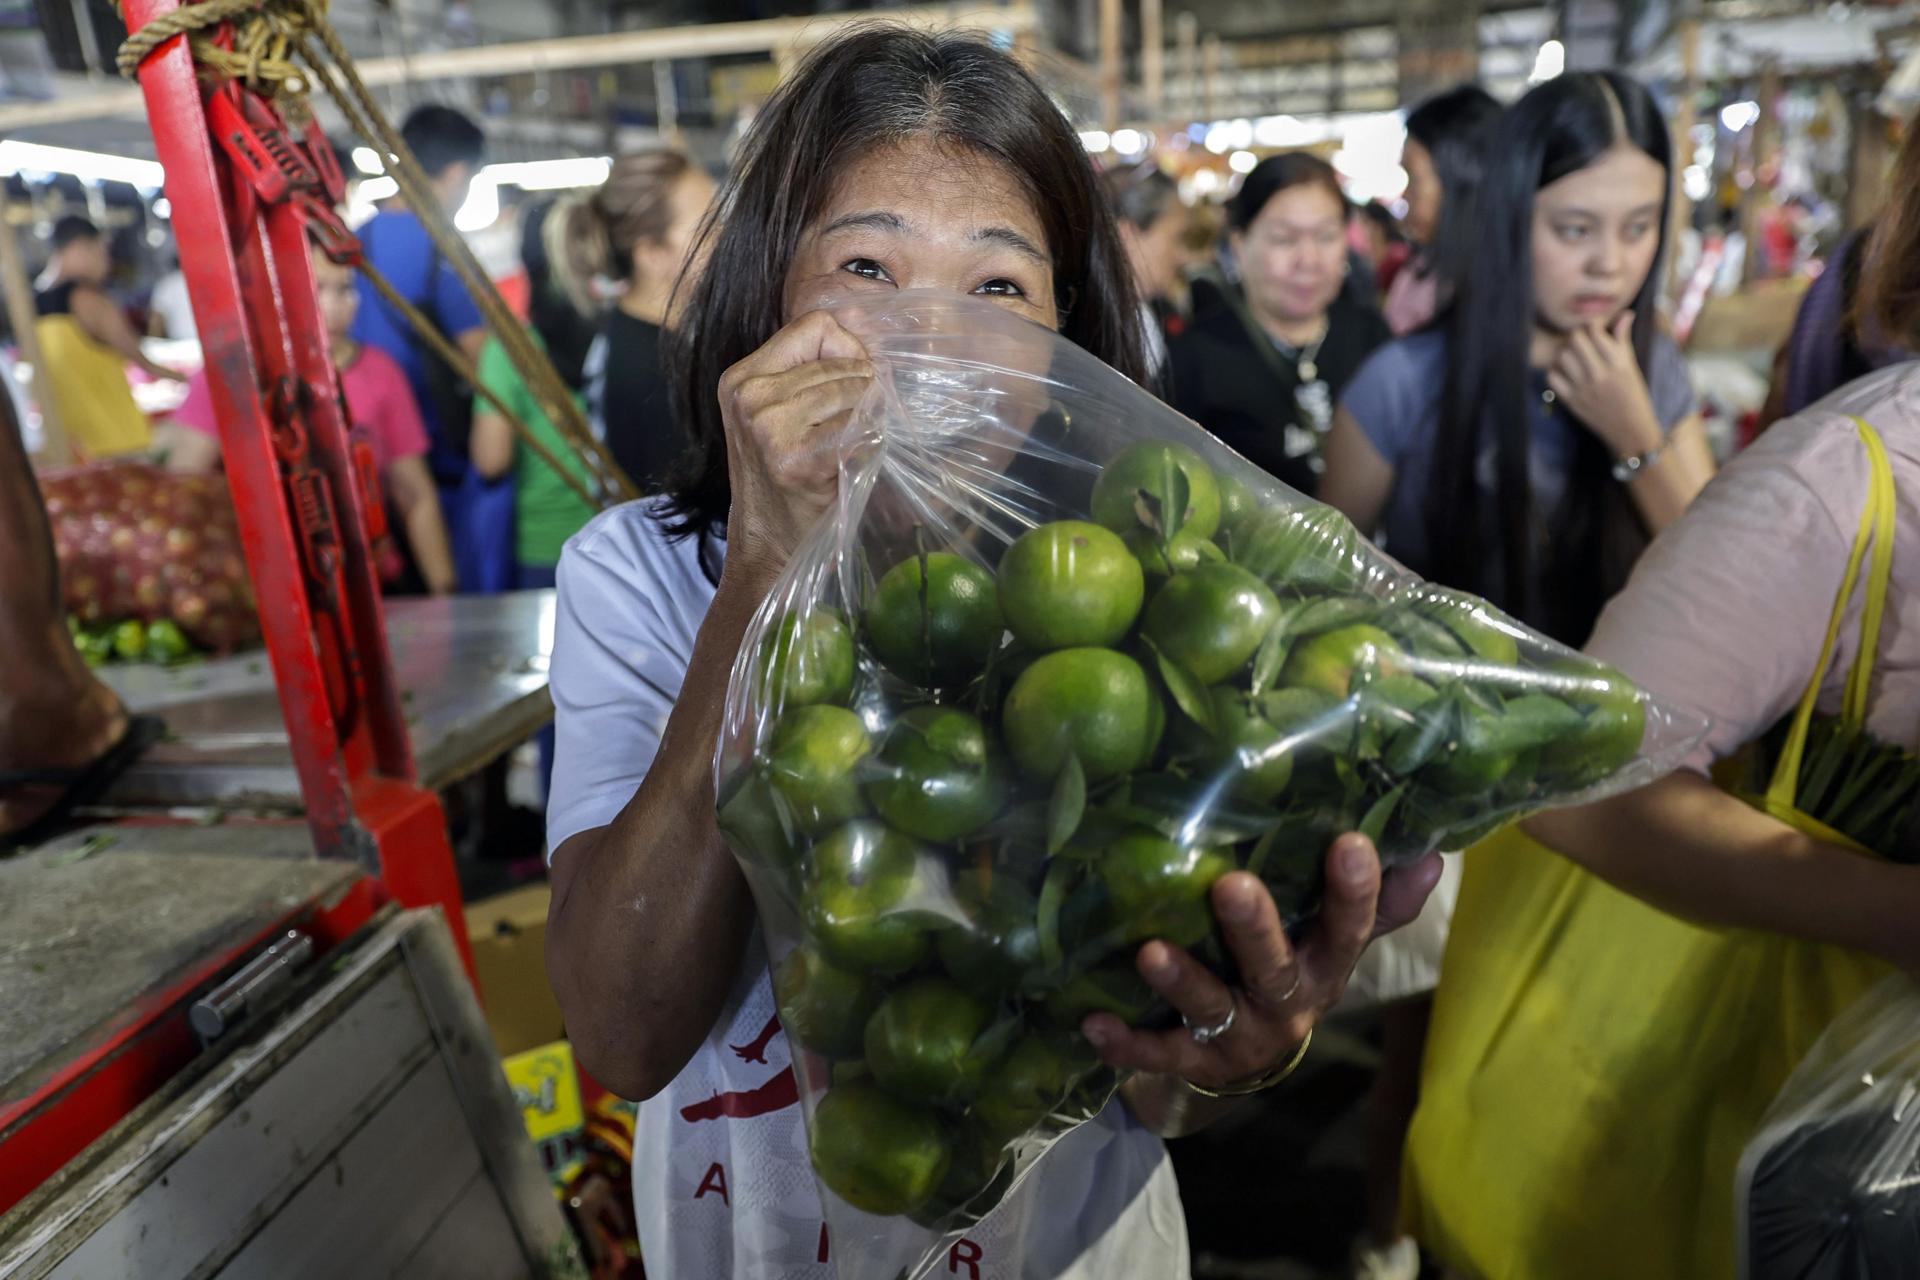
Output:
1765 416 1897 810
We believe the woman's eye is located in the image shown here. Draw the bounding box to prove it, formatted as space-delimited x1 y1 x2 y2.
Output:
974 277 1026 298
842 258 890 281
1556 224 1590 243
1623 220 1654 242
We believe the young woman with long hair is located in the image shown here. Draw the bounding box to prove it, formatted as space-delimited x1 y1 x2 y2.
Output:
1383 83 1501 335
1321 70 1715 646
539 26 1437 1279
1401 109 1920 1280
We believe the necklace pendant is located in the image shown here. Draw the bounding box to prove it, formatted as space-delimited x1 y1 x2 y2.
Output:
1298 360 1317 383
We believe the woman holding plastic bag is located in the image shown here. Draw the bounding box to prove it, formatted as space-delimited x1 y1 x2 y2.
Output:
542 28 1452 1280
1401 116 1920 1279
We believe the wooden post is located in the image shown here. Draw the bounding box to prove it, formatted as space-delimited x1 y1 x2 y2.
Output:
0 207 66 465
1203 33 1221 122
1099 0 1122 133
1666 15 1701 295
1177 11 1198 123
1143 0 1163 118
653 60 680 145
1740 59 1783 286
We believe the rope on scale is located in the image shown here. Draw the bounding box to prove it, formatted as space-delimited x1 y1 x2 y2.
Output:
115 0 640 512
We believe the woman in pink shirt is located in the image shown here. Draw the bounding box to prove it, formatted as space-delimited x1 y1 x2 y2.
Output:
166 245 457 594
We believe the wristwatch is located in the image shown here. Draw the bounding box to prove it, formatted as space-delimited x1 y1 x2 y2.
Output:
1612 434 1672 483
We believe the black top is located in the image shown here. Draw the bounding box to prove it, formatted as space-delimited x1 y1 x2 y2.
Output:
35 280 85 317
1167 287 1391 497
589 310 682 493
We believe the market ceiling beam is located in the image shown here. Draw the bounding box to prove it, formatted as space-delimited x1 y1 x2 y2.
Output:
0 1 1039 132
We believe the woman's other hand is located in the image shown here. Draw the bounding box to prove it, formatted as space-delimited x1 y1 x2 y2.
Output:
1084 836 1444 1089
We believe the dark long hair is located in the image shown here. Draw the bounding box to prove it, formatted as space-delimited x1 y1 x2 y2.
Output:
1403 83 1501 297
661 25 1147 543
1425 70 1673 644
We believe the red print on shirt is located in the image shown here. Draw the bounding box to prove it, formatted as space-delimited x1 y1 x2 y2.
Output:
679 1014 802 1122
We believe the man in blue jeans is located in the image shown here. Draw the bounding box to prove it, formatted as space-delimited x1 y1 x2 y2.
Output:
352 104 512 592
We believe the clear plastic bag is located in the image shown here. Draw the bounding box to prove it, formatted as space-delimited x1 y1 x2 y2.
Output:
1737 976 1920 1278
712 291 1706 1279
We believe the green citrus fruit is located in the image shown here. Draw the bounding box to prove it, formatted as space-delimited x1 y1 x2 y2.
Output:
774 945 882 1059
1420 594 1521 667
1215 471 1259 543
1121 527 1226 584
865 705 1008 842
937 876 1043 999
1540 662 1647 786
1424 702 1518 794
864 976 998 1106
865 552 1004 686
1001 647 1160 781
1256 686 1350 754
755 609 856 709
1099 828 1234 948
1090 440 1223 540
1201 688 1296 803
809 1080 952 1216
998 521 1145 651
1278 624 1406 699
112 619 147 662
716 765 804 868
1041 962 1158 1027
765 703 872 834
145 618 192 664
1143 562 1282 684
1232 505 1368 593
802 820 934 974
911 1120 1017 1227
971 1032 1099 1143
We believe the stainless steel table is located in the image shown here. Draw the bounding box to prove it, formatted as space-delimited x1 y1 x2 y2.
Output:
94 591 555 811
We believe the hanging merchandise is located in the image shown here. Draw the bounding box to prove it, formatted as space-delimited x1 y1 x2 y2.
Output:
711 291 1703 1280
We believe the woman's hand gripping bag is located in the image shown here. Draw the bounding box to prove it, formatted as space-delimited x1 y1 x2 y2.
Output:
711 291 1704 1279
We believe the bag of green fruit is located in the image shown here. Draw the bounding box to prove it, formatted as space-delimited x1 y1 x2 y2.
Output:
711 292 1705 1280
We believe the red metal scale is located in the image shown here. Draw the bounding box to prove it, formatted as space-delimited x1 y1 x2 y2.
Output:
123 0 470 958
0 0 480 1216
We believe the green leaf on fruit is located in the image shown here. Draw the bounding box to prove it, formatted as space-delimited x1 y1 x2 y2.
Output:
1250 609 1295 696
1048 754 1087 855
1037 857 1074 973
1358 783 1407 844
1142 635 1216 734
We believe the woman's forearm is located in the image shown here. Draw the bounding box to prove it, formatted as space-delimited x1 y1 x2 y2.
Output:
1620 415 1714 535
545 566 773 1099
1524 771 1919 969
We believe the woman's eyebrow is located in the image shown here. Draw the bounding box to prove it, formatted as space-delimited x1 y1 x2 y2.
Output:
818 210 910 237
971 225 1048 265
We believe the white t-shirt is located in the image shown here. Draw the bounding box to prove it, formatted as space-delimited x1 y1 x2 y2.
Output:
548 499 1189 1280
150 270 197 342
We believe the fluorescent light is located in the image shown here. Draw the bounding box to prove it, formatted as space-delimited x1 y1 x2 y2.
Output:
0 141 164 189
1683 164 1711 201
1078 130 1111 153
1720 100 1761 132
455 177 500 232
1253 115 1306 148
1530 39 1565 83
1228 149 1258 174
152 197 172 219
356 176 398 202
352 147 384 176
1203 124 1232 154
1111 128 1145 156
481 157 611 191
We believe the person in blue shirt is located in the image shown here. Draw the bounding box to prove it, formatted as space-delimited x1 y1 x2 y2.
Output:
352 104 503 591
